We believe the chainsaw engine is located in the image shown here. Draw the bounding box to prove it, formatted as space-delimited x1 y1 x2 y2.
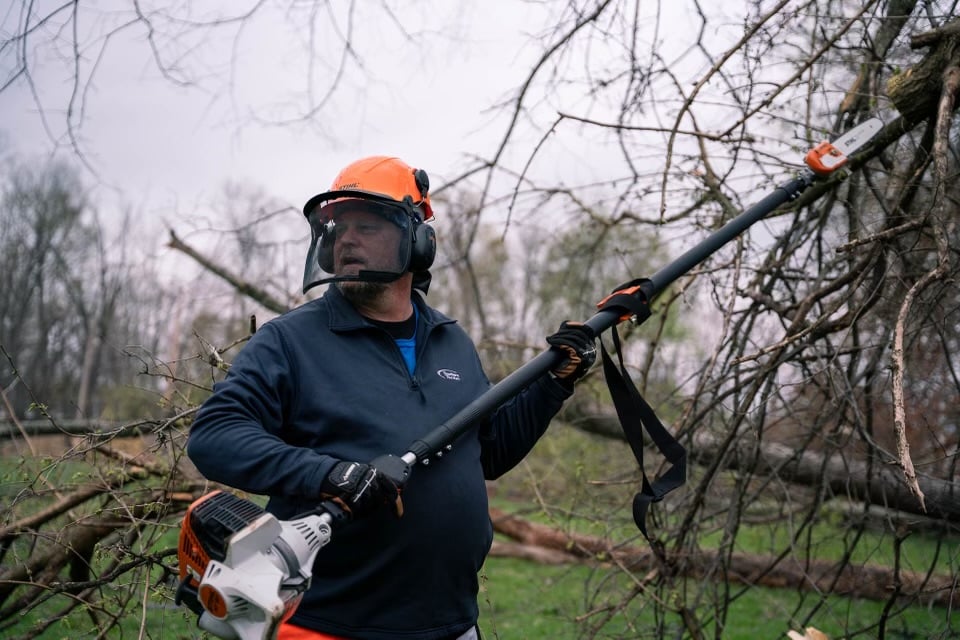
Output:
176 490 334 640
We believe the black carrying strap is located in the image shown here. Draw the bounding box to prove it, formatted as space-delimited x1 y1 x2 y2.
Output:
597 279 687 539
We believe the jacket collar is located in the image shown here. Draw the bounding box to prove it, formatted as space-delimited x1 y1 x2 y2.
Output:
322 285 455 332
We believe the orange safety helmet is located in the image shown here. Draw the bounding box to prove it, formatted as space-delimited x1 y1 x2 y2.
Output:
300 156 436 294
302 156 434 222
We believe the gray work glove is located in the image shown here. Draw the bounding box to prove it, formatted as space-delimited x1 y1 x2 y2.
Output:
546 321 597 386
321 460 403 518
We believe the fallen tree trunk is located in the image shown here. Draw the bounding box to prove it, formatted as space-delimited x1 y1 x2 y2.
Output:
561 396 960 525
489 508 959 609
0 419 131 440
688 431 960 524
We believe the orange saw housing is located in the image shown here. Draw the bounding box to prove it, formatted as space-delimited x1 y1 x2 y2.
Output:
176 490 268 614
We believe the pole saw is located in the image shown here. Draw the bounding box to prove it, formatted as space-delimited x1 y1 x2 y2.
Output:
175 117 884 640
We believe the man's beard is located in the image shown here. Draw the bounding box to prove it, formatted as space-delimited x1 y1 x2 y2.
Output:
335 279 389 306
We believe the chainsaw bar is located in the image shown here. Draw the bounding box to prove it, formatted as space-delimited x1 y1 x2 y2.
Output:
804 117 883 176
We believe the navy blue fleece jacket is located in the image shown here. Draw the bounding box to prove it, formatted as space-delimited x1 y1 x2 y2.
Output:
186 286 571 639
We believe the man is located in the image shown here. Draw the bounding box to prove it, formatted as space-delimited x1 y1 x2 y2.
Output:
187 156 596 640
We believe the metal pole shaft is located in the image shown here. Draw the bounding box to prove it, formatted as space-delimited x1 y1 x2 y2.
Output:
647 174 812 295
404 172 814 464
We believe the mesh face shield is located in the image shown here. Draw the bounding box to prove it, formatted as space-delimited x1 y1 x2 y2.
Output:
302 197 414 293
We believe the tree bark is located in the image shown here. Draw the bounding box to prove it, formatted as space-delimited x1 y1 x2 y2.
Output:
887 18 960 121
489 508 958 608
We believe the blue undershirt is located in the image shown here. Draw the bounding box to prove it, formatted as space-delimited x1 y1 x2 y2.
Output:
367 305 418 376
397 305 419 375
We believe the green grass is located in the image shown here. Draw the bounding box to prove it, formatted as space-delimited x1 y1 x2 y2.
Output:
478 556 957 639
479 559 578 638
478 423 959 639
693 506 953 572
9 555 954 639
3 430 958 639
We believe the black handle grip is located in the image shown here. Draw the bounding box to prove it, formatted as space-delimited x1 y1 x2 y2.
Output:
370 453 412 489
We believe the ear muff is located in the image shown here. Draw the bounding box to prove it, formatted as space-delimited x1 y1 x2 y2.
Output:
317 226 335 273
408 221 436 272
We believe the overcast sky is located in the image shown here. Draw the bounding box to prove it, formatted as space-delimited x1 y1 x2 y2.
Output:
1 2 583 221
2 0 797 284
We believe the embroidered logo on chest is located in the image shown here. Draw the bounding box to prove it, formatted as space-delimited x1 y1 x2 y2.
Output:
437 368 461 381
